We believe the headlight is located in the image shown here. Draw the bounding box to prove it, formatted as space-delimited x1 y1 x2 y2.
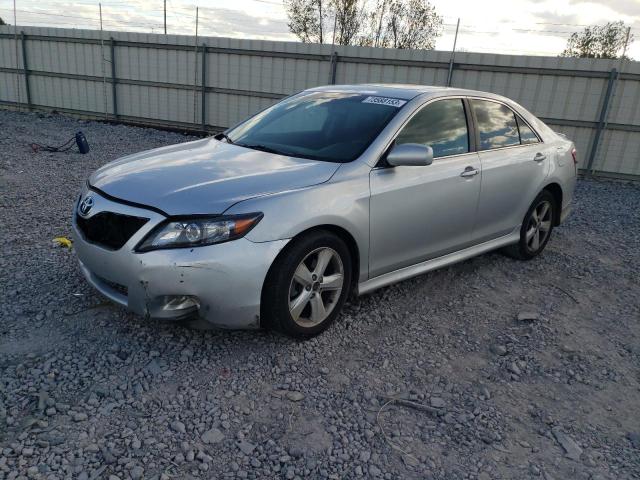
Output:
136 213 263 252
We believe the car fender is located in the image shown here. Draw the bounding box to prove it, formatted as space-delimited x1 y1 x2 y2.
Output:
223 162 372 282
545 139 576 210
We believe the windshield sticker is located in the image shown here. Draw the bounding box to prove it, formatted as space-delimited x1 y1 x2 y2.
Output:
362 96 407 107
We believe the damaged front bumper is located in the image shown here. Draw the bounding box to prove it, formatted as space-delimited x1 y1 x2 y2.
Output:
71 190 288 329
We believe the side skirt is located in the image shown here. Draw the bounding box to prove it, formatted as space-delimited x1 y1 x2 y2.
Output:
357 230 520 295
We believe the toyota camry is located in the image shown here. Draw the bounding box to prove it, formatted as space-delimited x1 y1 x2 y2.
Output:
72 84 577 337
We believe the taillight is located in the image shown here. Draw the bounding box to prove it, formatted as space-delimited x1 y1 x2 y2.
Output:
571 148 578 174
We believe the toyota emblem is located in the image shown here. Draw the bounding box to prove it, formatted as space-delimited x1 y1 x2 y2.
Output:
79 195 94 216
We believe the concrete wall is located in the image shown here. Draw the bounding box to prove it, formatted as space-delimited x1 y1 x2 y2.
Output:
1 26 639 177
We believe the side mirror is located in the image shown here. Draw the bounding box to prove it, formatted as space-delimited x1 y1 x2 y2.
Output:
386 143 434 167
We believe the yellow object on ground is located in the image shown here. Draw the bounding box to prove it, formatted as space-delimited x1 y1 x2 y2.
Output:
53 236 73 249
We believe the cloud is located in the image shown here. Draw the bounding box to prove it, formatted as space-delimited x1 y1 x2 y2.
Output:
568 0 640 19
528 10 583 29
7 0 639 56
10 0 294 40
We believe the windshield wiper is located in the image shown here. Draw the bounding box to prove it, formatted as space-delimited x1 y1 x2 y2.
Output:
236 142 326 161
236 143 284 155
214 132 234 144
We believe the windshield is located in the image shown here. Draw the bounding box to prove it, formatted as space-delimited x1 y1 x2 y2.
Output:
226 91 405 163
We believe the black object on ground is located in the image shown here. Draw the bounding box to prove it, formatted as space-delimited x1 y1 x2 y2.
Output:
31 131 90 154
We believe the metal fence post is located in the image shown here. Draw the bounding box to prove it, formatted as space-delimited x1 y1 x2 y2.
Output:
201 43 207 132
446 18 460 87
586 68 617 173
329 51 338 85
20 32 32 110
110 37 118 119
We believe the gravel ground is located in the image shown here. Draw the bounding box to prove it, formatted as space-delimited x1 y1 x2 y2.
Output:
1 109 639 480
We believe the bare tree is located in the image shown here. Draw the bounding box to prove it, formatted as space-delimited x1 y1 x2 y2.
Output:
284 0 442 49
285 0 366 45
561 21 633 59
359 0 387 47
333 0 365 45
372 0 442 49
284 0 329 43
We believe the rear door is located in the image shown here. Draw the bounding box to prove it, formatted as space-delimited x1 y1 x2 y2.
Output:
469 99 552 243
369 98 481 278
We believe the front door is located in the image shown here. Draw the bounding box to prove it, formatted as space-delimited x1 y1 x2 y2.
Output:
369 98 481 278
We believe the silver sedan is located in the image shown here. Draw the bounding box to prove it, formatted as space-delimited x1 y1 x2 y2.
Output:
72 84 577 337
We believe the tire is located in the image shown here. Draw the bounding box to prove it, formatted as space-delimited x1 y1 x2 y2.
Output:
503 190 556 260
261 230 352 338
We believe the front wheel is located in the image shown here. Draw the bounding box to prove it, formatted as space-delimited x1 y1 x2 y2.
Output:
261 231 352 338
503 190 556 260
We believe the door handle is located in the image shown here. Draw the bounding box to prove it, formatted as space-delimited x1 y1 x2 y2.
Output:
460 166 479 177
534 153 547 162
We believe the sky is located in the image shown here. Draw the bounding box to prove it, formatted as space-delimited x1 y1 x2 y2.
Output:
1 0 639 59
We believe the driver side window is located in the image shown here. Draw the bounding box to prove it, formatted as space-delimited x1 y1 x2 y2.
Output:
395 99 470 158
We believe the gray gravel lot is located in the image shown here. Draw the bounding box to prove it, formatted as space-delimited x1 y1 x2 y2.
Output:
1 109 639 480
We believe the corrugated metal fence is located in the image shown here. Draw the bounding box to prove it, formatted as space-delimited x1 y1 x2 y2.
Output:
1 26 639 178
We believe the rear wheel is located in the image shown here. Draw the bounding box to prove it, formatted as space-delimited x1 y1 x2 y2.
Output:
504 190 556 260
261 231 352 338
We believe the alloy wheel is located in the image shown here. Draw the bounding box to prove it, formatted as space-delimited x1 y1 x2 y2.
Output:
525 200 552 252
288 247 344 328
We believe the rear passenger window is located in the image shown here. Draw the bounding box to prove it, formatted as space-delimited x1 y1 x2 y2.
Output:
516 116 540 144
471 99 520 150
395 99 469 158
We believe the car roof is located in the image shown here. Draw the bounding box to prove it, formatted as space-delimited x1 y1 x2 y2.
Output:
306 83 506 102
304 83 550 136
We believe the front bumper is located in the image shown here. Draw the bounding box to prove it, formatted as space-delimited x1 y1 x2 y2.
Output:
72 190 288 329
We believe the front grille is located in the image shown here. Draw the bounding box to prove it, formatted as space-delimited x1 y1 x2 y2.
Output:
76 211 149 250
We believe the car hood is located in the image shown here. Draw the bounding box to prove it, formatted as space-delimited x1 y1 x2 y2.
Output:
89 138 340 215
